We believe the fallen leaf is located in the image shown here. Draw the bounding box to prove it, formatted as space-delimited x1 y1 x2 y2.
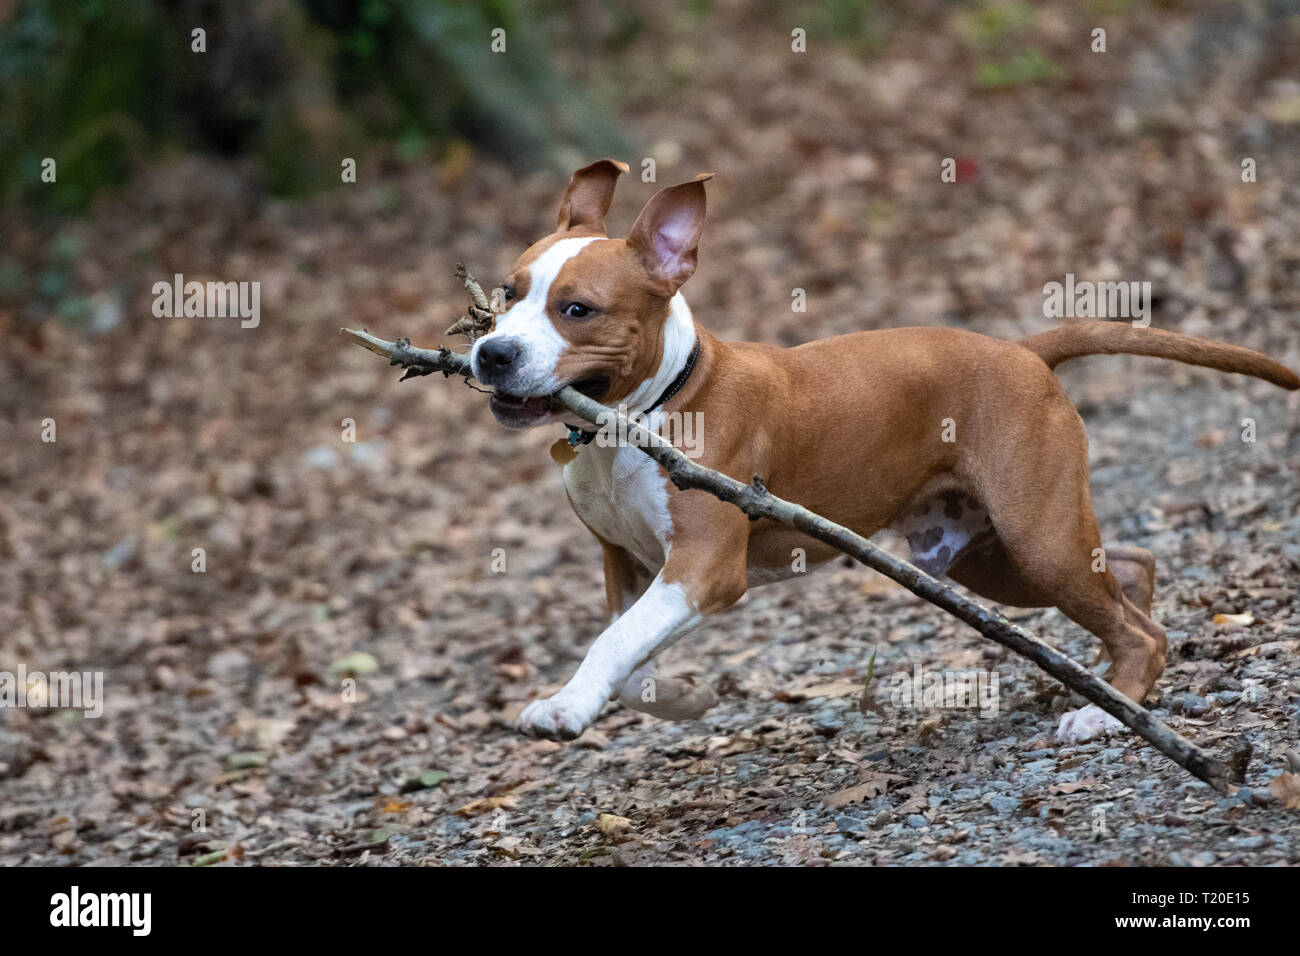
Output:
802 679 864 699
400 770 450 793
457 795 518 816
1049 778 1098 795
224 752 268 771
596 813 632 836
723 647 763 667
824 772 903 808
1268 772 1300 809
777 679 863 703
328 652 379 677
1212 612 1255 627
893 792 927 816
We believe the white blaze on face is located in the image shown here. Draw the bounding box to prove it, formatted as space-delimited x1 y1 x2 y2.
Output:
471 236 602 396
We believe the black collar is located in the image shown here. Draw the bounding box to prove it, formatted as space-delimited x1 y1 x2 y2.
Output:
567 335 702 447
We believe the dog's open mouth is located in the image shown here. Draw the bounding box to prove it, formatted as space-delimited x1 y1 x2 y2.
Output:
489 390 555 427
488 376 609 428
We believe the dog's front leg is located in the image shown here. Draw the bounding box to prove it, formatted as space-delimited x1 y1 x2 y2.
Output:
517 573 704 740
598 542 719 722
518 509 750 740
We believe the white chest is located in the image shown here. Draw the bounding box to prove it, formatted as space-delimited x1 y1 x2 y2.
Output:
563 441 673 571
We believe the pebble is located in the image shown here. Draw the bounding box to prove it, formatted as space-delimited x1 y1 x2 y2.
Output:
1176 694 1214 717
987 794 1020 814
811 708 842 735
303 445 342 470
906 814 928 829
101 537 136 570
1217 789 1254 809
207 649 251 683
347 441 386 466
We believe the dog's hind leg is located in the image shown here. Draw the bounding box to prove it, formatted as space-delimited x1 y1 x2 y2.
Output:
1087 546 1157 673
617 660 718 721
950 405 1166 742
1105 545 1155 615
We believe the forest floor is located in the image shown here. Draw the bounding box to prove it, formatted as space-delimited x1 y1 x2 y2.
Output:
2 1 1299 865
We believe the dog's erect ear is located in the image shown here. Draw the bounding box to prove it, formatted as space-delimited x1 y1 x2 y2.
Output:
556 159 629 233
626 173 712 296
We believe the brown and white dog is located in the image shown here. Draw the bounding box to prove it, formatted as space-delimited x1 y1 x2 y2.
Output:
470 159 1300 744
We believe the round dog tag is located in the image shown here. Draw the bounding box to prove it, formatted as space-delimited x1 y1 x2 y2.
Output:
550 438 578 466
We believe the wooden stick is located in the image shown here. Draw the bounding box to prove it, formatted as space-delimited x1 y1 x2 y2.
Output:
339 270 1232 793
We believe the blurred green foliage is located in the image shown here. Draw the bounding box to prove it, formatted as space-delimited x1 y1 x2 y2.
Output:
977 49 1062 89
0 0 628 212
1 0 161 212
798 0 887 53
955 0 1063 90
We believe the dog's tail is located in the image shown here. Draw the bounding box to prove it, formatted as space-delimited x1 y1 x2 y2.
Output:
1021 321 1299 390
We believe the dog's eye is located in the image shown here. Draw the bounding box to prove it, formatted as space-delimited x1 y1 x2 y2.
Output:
561 302 593 319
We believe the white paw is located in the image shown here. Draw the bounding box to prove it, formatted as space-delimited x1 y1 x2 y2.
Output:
1056 704 1125 743
517 695 598 741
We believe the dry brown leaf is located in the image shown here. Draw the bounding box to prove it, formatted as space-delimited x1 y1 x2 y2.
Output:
1048 778 1098 795
1212 611 1255 627
456 794 519 817
596 813 633 836
777 679 863 703
1268 772 1300 809
723 646 763 667
825 772 904 808
893 792 927 816
802 679 865 699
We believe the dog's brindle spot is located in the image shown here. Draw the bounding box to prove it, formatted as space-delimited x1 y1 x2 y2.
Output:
894 492 995 577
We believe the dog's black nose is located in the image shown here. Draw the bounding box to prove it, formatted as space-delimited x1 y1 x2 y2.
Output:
479 337 522 372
